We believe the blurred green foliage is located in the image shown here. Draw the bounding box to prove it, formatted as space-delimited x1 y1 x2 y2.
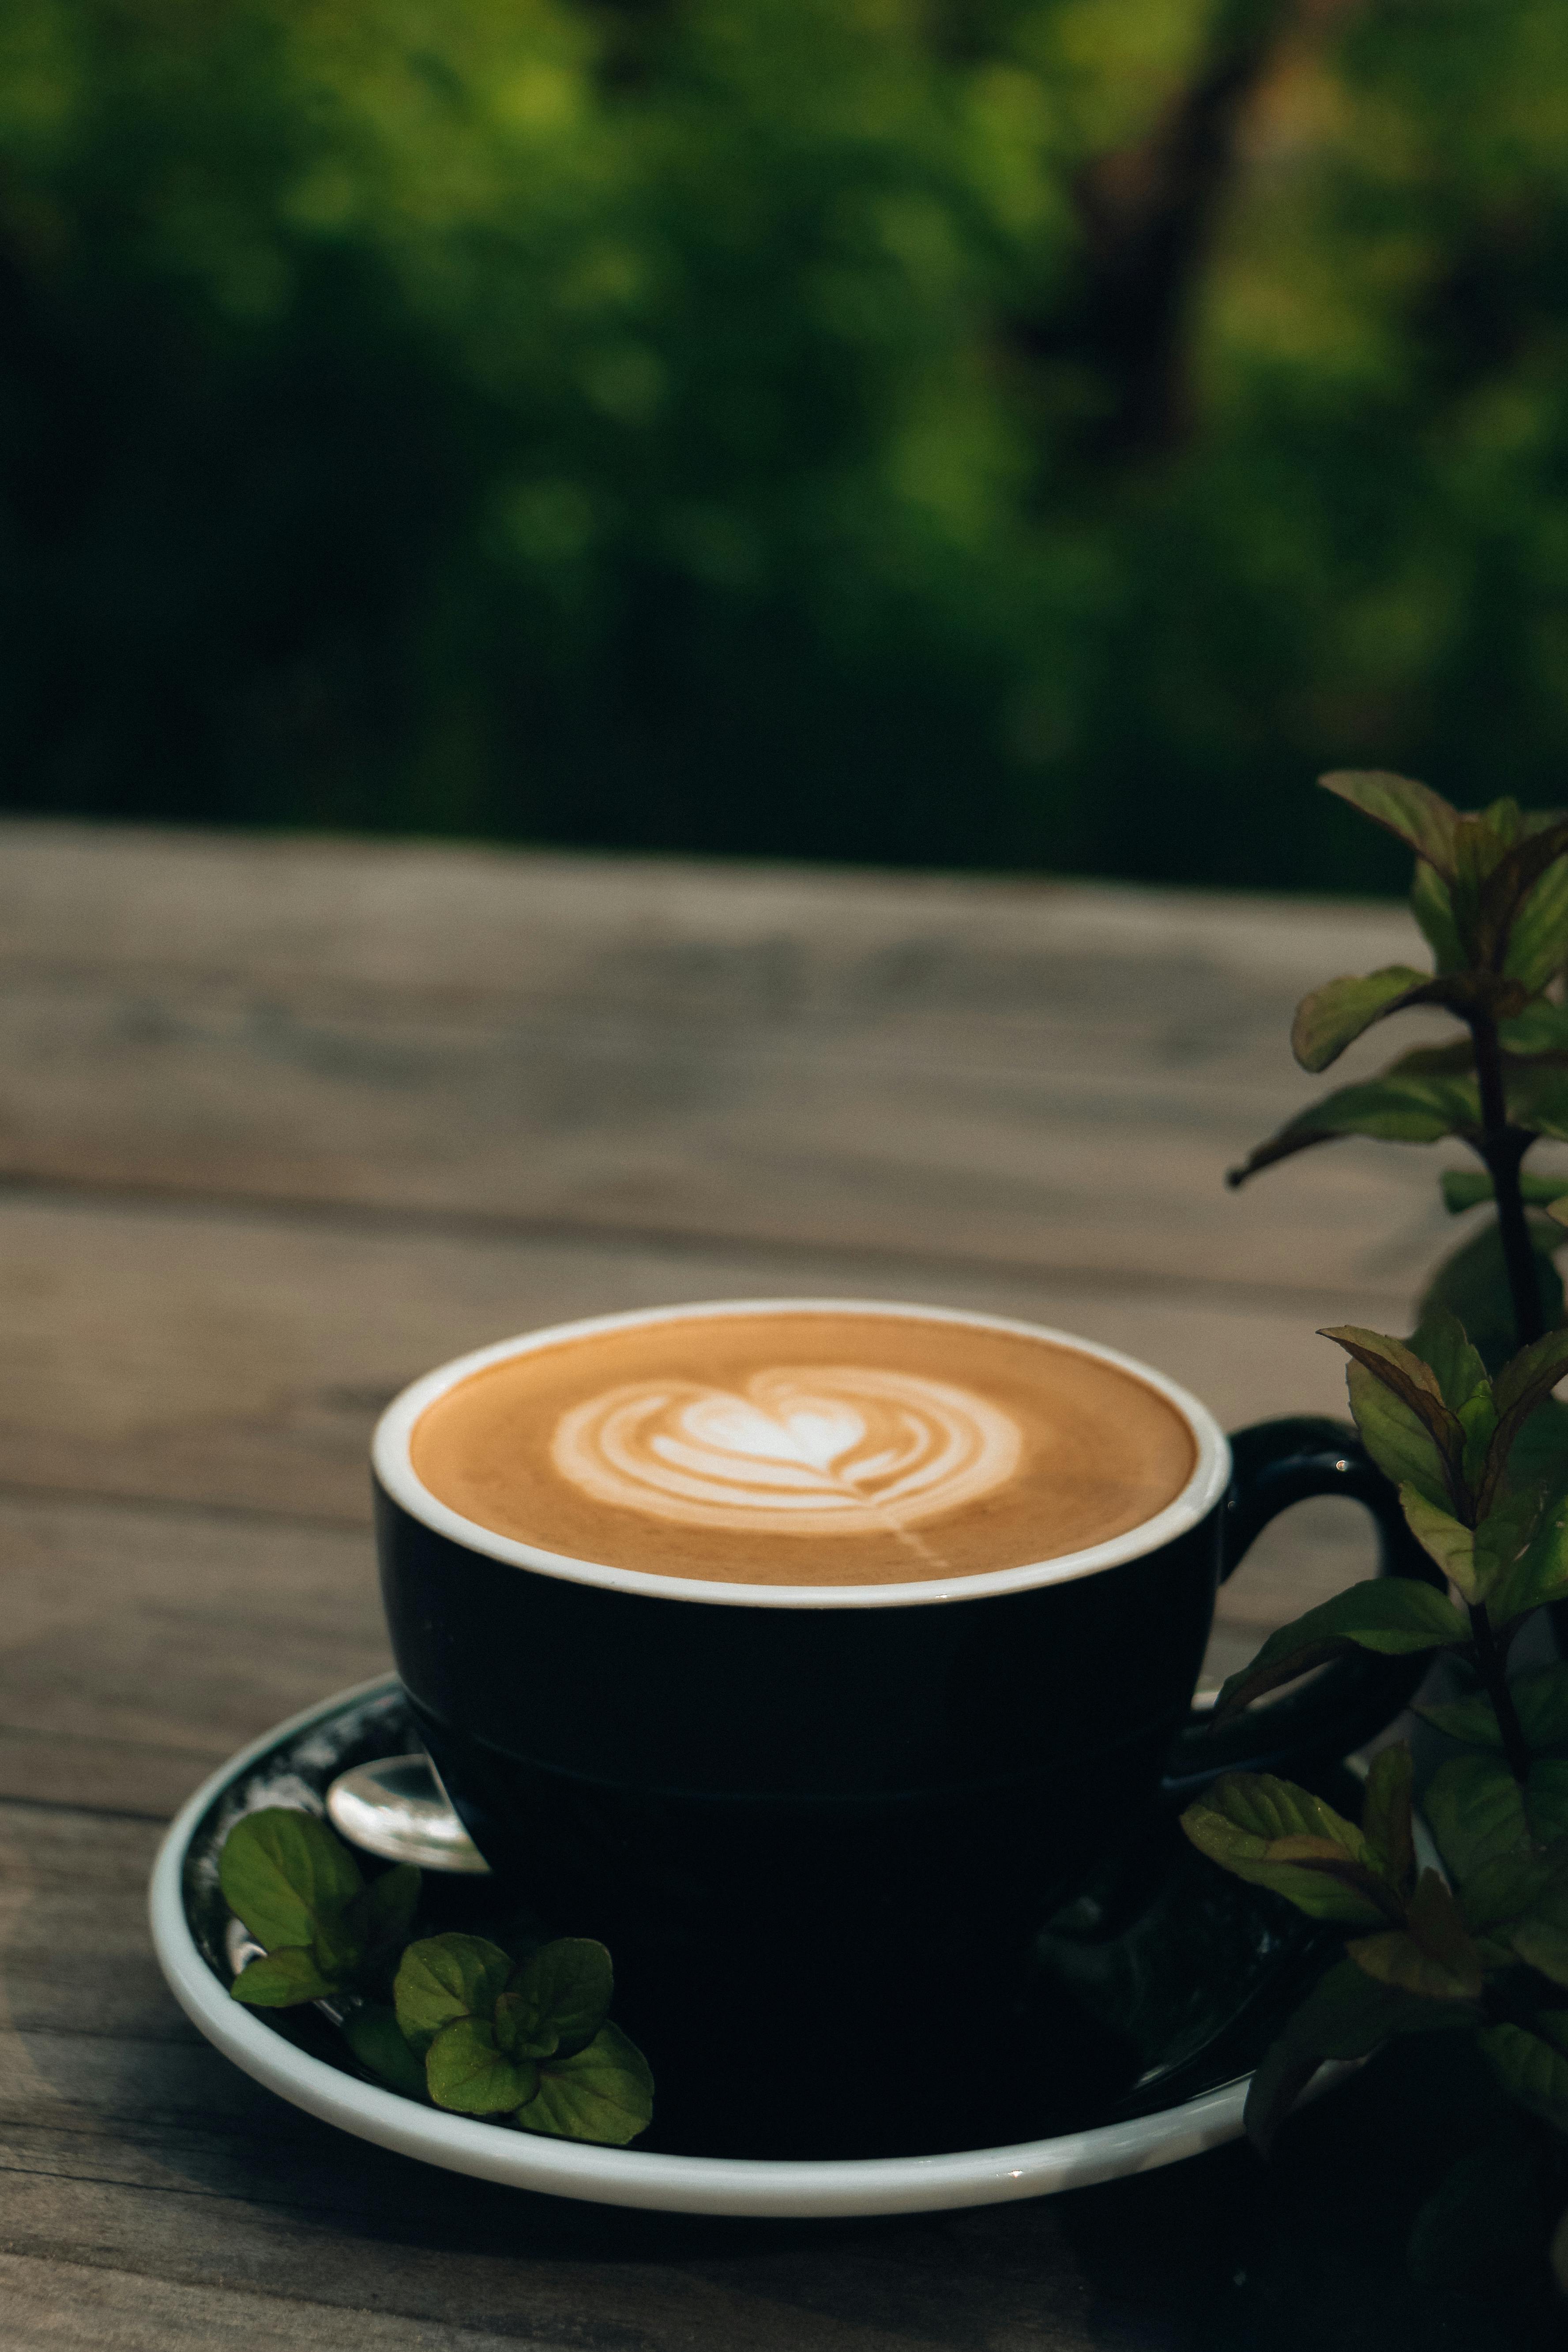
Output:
5 0 1568 886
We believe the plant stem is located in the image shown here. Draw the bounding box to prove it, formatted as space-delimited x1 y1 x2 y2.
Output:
1470 1601 1533 1785
1469 1010 1544 1349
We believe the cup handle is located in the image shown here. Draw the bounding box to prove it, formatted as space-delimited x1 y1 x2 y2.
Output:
1160 1415 1447 1800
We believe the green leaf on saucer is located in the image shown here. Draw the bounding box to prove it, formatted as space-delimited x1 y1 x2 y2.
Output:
219 1807 364 1954
425 2017 539 2115
495 1939 613 2062
1212 1580 1467 1723
231 1946 338 2006
347 1864 421 1967
394 1933 513 2053
1180 1773 1394 1925
514 2022 654 2145
1479 2018 1568 2134
339 2003 429 2098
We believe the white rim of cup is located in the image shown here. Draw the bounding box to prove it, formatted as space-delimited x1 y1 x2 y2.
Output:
372 1299 1231 1612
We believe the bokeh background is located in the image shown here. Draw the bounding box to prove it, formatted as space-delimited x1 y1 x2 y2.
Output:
5 0 1567 890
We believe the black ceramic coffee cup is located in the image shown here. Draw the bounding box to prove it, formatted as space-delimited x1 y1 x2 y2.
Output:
372 1300 1438 2157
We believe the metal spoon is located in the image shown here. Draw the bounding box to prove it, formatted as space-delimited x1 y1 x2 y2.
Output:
325 1752 491 1875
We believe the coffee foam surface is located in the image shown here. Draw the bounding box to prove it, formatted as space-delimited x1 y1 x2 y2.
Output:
407 1311 1197 1586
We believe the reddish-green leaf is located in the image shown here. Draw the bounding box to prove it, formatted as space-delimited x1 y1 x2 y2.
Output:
1411 859 1464 973
1290 968 1444 1075
1320 1327 1466 1479
1181 1774 1395 1925
1346 1871 1486 2002
1211 1578 1466 1722
1481 1328 1568 1510
1319 770 1460 874
1228 1072 1482 1187
1361 1743 1416 1899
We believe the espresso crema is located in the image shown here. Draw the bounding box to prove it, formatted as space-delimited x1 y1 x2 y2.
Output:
407 1309 1197 1587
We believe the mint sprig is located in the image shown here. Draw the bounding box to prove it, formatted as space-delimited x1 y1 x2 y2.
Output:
218 1807 654 2145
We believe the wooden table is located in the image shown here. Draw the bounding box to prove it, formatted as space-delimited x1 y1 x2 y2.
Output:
0 821 1506 2348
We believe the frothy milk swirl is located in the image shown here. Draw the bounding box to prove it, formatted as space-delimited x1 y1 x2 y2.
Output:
550 1364 1023 1536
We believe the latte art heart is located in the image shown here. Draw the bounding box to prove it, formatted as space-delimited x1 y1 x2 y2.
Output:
551 1366 1023 1534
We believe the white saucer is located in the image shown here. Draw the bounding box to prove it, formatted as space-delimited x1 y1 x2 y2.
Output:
149 1676 1290 2220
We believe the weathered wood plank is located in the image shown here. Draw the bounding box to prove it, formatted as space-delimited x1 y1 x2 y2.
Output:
0 821 1490 1302
0 1808 1114 2350
0 1495 384 1814
0 2254 572 2352
0 1190 1373 1523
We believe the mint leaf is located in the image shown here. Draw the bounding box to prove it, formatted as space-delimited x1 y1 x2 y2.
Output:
1422 1662 1568 1754
347 1864 421 1968
425 2017 539 2115
1180 1773 1394 1926
1419 1755 1568 1876
219 1807 364 1954
1320 1326 1463 1465
232 1946 337 2007
1482 1328 1568 1509
1398 1487 1478 1599
1244 1956 1476 2155
1319 770 1460 875
1229 1071 1482 1187
1360 1743 1416 1899
1344 1362 1454 1510
515 2022 655 2145
1479 2020 1568 2134
1417 1220 1564 1379
340 2003 429 2098
1408 1309 1493 1420
1504 844 1568 996
495 1939 613 2062
1346 1871 1486 2003
1290 969 1443 1075
1212 1579 1466 1722
394 1933 513 2054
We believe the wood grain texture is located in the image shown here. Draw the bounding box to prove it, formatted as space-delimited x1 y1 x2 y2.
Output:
0 820 1497 1302
0 824 1473 2346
